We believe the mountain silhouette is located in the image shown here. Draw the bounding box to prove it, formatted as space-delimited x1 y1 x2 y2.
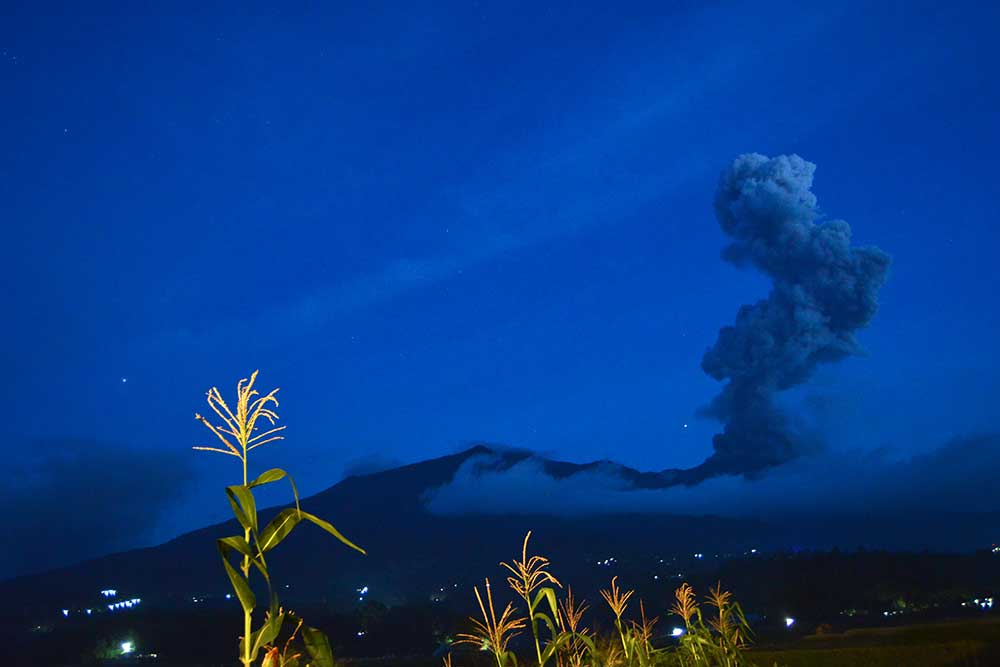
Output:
4 444 997 616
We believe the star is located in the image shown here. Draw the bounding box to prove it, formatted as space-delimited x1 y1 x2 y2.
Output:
121 377 128 384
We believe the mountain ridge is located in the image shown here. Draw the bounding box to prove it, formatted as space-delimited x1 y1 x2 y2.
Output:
4 444 998 614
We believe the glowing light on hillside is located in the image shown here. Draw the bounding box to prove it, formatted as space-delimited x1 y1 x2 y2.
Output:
120 641 134 655
784 617 795 628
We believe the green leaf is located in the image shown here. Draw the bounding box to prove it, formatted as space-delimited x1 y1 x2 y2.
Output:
226 485 258 533
250 468 301 512
301 625 335 667
287 472 301 512
219 535 270 584
298 510 366 555
217 540 255 613
259 507 302 552
218 535 253 557
539 633 572 665
534 587 560 625
534 611 559 638
249 468 286 488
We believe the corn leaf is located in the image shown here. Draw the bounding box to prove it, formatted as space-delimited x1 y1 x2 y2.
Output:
259 507 302 553
298 510 366 555
217 540 255 613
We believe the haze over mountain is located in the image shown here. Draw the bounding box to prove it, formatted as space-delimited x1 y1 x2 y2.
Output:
5 439 998 612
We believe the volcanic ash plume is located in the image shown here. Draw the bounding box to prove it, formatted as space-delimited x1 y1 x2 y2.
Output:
688 153 891 482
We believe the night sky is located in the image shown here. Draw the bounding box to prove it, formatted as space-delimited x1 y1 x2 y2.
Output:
3 1 999 577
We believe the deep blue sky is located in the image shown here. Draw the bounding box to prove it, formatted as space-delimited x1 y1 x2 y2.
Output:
2 1 999 574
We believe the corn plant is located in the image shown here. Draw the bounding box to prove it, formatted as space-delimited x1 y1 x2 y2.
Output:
456 578 526 667
669 582 753 667
501 532 563 666
555 588 595 667
456 533 759 667
194 370 366 667
600 576 635 663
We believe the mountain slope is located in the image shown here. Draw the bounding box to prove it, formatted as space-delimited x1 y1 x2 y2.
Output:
0 446 767 611
4 444 996 616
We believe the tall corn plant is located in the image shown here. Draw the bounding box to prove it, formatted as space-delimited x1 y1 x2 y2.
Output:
501 532 563 666
456 578 526 667
600 576 635 663
194 371 366 667
669 582 752 667
555 588 595 667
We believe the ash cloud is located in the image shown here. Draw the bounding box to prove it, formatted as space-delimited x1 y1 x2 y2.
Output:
424 155 893 496
686 154 891 481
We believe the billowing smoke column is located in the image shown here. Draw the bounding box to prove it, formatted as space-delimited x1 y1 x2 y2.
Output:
686 153 891 482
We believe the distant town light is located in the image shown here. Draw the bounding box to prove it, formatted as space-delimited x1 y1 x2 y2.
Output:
671 627 685 637
120 641 134 655
62 609 69 617
784 617 795 628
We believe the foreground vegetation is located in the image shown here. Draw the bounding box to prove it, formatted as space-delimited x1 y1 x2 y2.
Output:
447 532 756 667
194 371 366 667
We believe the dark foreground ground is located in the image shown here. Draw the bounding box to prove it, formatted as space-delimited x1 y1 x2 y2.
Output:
749 617 1000 666
10 616 1000 666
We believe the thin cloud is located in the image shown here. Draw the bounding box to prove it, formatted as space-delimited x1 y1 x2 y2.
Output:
0 437 195 580
422 433 1000 519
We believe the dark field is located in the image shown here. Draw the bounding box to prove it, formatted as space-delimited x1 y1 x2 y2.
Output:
749 618 1000 667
